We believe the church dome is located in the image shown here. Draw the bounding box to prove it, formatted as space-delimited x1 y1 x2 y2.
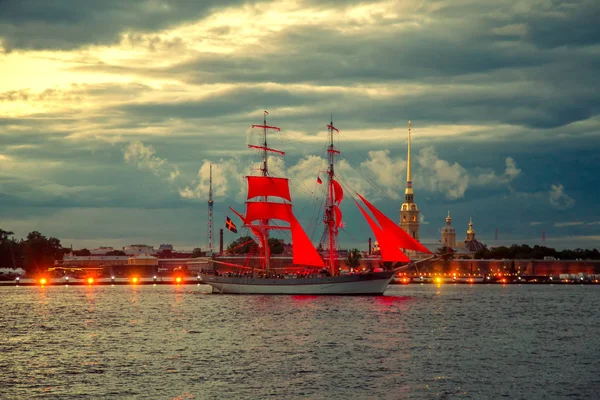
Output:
465 239 486 252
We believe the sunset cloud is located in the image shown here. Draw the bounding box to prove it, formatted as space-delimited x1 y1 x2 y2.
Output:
0 0 598 250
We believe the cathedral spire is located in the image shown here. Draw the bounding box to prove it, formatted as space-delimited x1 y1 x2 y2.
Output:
400 120 419 245
405 120 413 196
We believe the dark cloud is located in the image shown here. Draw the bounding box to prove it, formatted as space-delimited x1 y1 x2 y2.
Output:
2 0 600 249
117 86 343 120
168 24 548 84
107 74 599 131
0 0 249 51
522 0 600 49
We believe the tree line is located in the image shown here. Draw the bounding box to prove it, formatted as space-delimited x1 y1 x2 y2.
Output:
3 227 598 275
474 244 600 260
226 236 285 255
0 229 66 274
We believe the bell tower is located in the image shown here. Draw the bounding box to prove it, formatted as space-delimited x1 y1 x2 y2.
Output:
441 211 456 248
400 121 420 242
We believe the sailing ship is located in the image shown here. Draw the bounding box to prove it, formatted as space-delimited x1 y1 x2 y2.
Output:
199 113 431 294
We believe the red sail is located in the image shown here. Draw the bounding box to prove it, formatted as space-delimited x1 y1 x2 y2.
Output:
289 215 325 267
243 202 324 266
356 201 410 262
230 206 261 237
334 205 343 228
332 179 344 204
247 176 291 201
357 194 432 254
245 201 293 223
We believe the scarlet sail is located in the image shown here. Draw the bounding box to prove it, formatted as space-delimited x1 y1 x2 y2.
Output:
356 201 410 262
357 194 432 254
245 201 293 223
247 176 291 201
332 179 344 204
334 205 343 228
243 201 324 267
289 214 326 267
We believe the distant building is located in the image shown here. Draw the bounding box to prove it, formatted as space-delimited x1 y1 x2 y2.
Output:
155 244 192 259
61 255 129 267
123 245 155 256
464 217 486 253
128 254 158 266
441 211 456 248
90 246 115 255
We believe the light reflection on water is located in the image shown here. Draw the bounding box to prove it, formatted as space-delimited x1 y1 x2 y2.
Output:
1 284 599 399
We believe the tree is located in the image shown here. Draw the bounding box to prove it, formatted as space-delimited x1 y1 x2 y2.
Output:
436 246 454 260
268 238 284 255
73 248 91 256
22 231 64 274
227 236 259 254
0 229 14 242
345 248 362 270
0 229 17 269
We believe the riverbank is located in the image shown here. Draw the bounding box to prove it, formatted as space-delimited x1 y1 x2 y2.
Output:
2 277 599 286
0 277 204 286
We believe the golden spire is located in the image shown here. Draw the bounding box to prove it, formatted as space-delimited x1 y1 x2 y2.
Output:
446 211 451 224
405 120 413 195
467 217 475 235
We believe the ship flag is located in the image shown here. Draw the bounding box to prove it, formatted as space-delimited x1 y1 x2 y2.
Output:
225 216 238 233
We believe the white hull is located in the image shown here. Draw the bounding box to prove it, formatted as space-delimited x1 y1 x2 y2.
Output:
199 271 395 295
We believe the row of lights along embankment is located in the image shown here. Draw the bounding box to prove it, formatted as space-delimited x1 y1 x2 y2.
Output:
28 275 193 285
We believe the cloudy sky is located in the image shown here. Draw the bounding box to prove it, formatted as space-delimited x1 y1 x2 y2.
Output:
1 0 599 251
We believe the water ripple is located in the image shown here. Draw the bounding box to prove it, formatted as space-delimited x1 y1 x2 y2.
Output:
1 285 599 399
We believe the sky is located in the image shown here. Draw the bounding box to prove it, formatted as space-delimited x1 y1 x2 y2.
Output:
0 0 599 251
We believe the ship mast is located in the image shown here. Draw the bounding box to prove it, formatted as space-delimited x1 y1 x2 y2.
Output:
207 163 214 254
250 111 282 272
261 112 270 271
325 116 340 275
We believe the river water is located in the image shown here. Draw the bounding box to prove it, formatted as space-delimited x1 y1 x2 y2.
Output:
1 284 599 399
